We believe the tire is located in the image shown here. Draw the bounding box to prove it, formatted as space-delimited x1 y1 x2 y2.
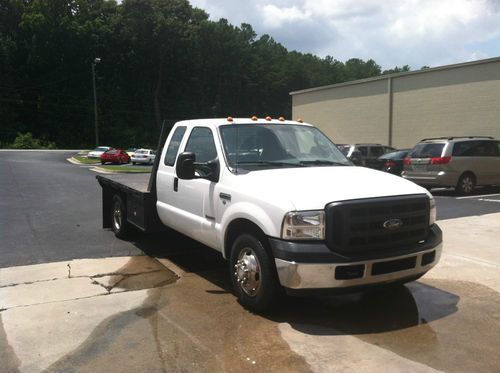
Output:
111 195 129 238
101 161 105 165
229 233 280 312
456 173 475 195
132 162 136 165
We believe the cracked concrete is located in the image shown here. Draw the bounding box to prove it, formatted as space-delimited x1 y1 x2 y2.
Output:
0 256 178 311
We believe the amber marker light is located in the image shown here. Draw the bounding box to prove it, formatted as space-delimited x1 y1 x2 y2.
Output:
278 116 285 122
265 116 272 121
297 118 304 123
251 116 258 121
227 116 234 122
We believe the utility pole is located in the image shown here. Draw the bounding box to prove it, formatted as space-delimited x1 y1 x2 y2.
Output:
92 57 101 146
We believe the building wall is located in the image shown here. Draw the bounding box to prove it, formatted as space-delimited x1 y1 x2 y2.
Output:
292 58 500 149
292 79 389 145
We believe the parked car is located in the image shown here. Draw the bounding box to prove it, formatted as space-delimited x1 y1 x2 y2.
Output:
402 136 500 194
131 149 156 165
88 146 111 159
100 149 130 165
126 147 137 157
337 144 396 168
379 149 411 176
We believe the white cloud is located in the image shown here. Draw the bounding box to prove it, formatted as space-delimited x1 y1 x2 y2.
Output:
188 0 500 69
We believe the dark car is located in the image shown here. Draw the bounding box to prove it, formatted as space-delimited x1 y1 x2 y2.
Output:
100 148 130 165
337 144 396 168
378 149 411 176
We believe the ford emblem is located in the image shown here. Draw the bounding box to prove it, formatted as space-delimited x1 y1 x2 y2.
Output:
383 218 403 230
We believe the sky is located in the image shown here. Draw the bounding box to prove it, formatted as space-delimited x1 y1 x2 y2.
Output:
188 0 500 69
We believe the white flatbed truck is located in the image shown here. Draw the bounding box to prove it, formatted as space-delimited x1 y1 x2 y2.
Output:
97 117 442 311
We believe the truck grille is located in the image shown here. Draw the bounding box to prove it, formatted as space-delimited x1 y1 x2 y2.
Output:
325 195 430 254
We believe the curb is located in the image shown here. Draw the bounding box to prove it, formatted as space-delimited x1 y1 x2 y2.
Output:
67 157 100 166
89 166 118 174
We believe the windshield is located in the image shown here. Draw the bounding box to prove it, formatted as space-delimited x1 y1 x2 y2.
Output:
135 149 148 154
219 124 351 171
94 147 108 152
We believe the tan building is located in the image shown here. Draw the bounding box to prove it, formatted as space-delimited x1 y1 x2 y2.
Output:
290 57 500 149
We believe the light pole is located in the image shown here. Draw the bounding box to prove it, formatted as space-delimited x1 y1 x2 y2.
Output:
91 57 101 146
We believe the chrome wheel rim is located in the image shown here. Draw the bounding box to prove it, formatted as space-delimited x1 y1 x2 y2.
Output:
461 177 473 193
234 247 261 297
113 203 122 231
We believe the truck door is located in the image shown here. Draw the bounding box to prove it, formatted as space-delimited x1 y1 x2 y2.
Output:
157 126 219 249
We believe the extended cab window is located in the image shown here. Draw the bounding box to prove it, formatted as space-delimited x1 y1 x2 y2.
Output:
184 127 218 163
164 126 187 166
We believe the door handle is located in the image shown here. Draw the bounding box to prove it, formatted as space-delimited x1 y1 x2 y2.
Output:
174 177 178 192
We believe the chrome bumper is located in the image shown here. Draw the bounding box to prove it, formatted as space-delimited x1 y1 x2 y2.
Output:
275 243 442 289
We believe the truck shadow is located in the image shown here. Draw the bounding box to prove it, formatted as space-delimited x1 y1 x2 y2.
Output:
130 229 460 336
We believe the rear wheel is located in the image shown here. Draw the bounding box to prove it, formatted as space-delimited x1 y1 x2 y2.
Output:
101 160 105 165
229 233 280 312
456 173 475 195
111 195 129 238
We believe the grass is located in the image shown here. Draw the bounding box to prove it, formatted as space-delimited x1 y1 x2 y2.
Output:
73 155 100 164
98 165 152 173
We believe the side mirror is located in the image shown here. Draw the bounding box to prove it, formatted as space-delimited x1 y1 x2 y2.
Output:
176 152 196 179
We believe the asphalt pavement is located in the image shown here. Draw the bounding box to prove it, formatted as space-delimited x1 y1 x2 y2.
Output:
0 151 145 268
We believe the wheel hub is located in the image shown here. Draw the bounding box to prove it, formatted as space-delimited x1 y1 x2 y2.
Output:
113 205 121 230
234 248 261 296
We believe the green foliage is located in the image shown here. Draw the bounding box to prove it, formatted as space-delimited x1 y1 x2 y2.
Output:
9 132 56 149
382 65 411 75
0 0 397 148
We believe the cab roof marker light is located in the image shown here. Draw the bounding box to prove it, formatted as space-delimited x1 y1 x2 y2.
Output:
227 116 234 122
251 116 258 121
265 116 272 121
278 116 285 122
297 118 304 123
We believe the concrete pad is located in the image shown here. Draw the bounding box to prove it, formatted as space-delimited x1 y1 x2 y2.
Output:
0 277 106 310
425 250 500 293
437 212 500 266
0 261 69 287
279 323 440 373
1 288 150 373
69 256 165 278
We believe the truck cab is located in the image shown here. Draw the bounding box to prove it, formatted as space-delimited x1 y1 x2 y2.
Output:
98 117 442 311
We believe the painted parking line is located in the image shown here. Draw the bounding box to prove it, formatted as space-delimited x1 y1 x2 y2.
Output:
456 193 500 200
478 198 500 203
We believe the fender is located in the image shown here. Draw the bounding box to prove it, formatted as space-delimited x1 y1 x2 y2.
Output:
218 201 288 259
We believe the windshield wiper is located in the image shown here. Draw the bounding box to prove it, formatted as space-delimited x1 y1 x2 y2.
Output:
299 160 348 166
235 161 305 167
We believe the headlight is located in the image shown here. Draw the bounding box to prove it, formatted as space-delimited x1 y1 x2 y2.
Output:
282 210 325 240
429 196 436 225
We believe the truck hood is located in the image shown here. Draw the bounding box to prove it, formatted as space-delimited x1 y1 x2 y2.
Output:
233 166 428 210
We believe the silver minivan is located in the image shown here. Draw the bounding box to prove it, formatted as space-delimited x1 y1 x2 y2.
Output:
402 136 500 194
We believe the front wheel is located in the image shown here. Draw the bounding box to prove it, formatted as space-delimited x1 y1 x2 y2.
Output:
456 173 475 195
229 233 280 312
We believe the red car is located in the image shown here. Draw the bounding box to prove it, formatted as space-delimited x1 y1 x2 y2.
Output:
100 148 130 165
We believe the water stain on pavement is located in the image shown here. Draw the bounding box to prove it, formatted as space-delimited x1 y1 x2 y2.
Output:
0 315 21 373
34 255 500 372
270 279 500 372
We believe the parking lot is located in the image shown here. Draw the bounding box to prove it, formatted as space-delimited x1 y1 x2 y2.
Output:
1 150 499 372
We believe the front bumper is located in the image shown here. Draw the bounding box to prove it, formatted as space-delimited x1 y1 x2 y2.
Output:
402 170 459 187
270 224 442 291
